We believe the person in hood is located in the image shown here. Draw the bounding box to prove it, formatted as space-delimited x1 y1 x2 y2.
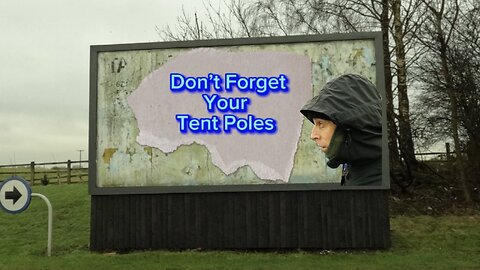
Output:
300 74 382 186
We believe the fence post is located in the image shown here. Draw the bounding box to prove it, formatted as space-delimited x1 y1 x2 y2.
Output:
30 161 35 185
67 160 71 184
446 143 451 161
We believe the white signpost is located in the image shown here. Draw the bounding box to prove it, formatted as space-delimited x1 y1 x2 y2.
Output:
0 176 53 256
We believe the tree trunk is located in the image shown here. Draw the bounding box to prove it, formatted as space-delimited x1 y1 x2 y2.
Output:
392 0 417 171
381 0 401 173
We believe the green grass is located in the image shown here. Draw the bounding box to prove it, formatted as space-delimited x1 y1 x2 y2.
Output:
0 183 479 270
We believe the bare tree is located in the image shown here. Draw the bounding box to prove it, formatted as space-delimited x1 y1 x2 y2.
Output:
415 0 472 202
391 0 415 172
380 0 401 178
448 1 480 191
159 0 430 189
389 0 431 184
159 1 267 40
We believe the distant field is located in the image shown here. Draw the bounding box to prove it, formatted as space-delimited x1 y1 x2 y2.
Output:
0 183 479 270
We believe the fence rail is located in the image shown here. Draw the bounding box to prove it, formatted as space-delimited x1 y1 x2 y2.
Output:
0 160 88 185
414 142 454 162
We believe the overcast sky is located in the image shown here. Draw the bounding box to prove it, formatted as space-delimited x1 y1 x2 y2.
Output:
0 0 222 165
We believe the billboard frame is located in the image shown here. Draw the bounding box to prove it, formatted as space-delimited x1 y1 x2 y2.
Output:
89 32 389 195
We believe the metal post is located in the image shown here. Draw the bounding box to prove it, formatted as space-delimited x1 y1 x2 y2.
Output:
32 193 52 257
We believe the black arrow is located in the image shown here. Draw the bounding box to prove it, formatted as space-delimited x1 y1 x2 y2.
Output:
5 186 22 205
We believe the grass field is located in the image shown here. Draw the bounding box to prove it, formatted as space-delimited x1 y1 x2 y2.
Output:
0 182 479 270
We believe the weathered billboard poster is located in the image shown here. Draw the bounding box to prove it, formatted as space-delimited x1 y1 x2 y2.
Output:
89 33 388 193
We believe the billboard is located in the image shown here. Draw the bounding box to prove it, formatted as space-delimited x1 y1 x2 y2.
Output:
89 32 389 194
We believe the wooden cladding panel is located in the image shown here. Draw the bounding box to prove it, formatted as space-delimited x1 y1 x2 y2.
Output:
90 190 390 251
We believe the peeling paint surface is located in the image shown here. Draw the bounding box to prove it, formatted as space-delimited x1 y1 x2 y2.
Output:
127 48 311 182
96 40 377 187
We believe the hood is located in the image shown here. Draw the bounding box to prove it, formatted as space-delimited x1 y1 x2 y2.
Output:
301 74 382 131
300 74 382 167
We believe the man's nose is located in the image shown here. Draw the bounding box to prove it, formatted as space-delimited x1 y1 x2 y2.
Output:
310 127 319 141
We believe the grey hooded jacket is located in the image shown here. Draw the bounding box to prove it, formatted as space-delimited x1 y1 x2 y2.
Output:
300 74 382 186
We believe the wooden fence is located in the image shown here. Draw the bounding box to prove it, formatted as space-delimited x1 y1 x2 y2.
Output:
0 160 88 185
414 143 453 162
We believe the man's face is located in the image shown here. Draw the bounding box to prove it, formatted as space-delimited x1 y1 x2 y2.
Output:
310 118 337 153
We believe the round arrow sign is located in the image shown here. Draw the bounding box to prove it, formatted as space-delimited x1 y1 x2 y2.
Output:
0 176 32 214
